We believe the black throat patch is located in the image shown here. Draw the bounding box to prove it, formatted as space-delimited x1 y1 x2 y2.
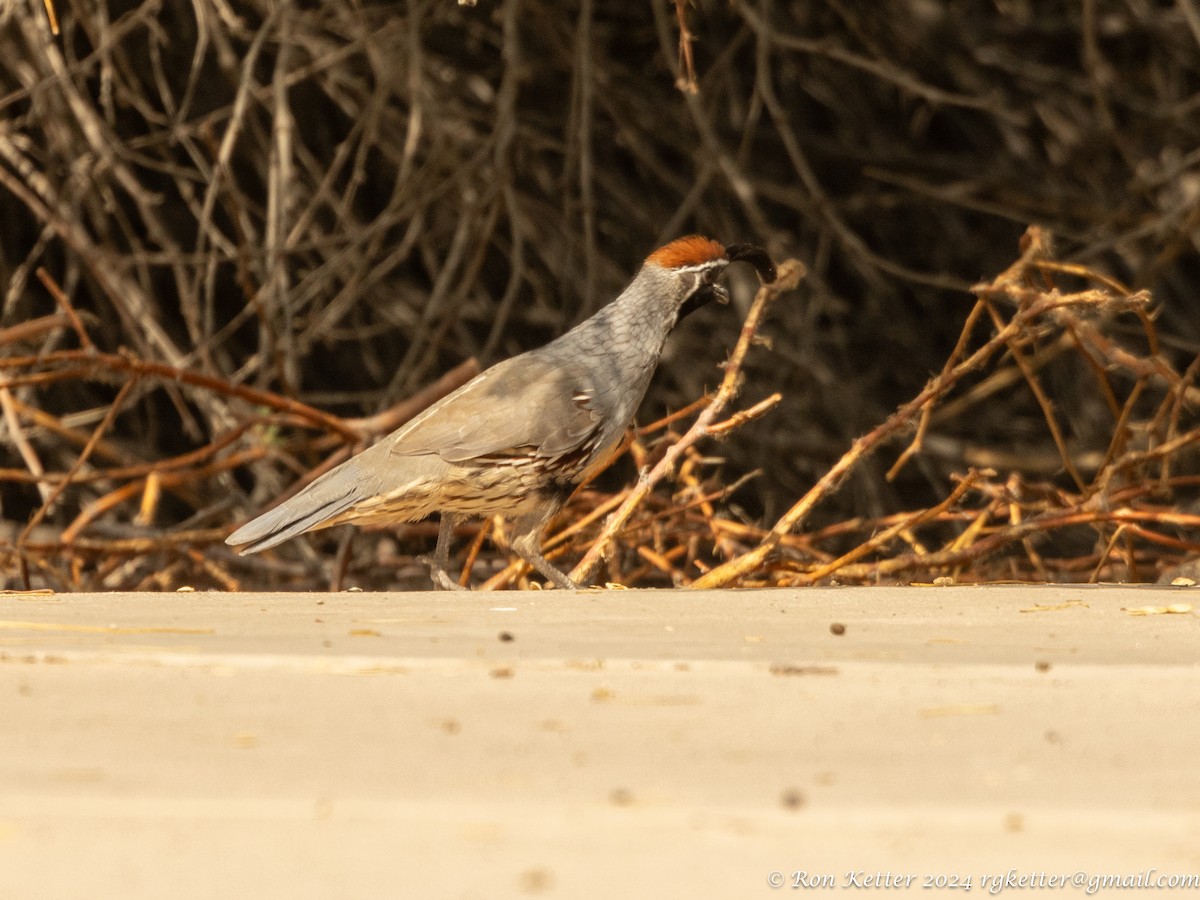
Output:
678 282 722 321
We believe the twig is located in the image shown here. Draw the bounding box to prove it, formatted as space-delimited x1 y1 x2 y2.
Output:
981 297 1086 491
673 0 699 93
36 268 93 349
2 348 358 439
42 0 60 35
0 379 51 502
0 313 72 348
60 448 264 543
794 470 983 584
18 378 138 554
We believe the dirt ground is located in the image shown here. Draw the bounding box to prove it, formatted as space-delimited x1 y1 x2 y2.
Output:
1 585 1198 898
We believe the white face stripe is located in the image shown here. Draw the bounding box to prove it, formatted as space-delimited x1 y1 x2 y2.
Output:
669 258 727 275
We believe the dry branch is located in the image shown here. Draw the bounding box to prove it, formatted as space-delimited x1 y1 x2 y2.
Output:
693 227 1167 589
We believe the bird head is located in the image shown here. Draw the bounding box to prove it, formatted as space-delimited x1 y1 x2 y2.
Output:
644 235 777 321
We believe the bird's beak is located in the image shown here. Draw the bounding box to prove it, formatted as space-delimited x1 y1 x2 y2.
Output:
678 276 728 321
724 243 777 284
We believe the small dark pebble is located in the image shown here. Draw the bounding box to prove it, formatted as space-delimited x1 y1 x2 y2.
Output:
1034 660 1051 672
519 869 554 893
781 788 805 810
609 788 634 807
499 631 515 642
830 622 846 636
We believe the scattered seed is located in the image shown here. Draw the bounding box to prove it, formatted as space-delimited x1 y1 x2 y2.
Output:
769 664 838 676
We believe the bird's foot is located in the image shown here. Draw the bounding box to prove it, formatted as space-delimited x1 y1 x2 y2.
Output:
432 569 462 591
547 573 580 591
527 564 579 591
417 554 465 591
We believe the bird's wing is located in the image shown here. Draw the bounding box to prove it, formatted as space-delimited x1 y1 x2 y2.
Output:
389 354 604 463
227 355 609 554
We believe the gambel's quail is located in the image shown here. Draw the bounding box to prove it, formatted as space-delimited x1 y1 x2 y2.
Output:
226 236 776 590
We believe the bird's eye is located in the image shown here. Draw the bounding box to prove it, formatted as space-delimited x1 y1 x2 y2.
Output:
703 267 720 284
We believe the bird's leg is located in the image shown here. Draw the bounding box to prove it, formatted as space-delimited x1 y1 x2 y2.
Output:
418 514 464 591
509 513 579 591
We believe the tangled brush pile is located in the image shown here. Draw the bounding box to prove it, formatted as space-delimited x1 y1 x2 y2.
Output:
2 2 1199 589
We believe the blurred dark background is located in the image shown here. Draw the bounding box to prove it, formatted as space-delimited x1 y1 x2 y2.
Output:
2 0 1198 586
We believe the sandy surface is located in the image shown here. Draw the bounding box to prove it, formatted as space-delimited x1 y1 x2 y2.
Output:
1 584 1198 898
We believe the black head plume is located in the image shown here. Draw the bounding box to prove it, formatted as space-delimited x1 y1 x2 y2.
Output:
724 244 777 284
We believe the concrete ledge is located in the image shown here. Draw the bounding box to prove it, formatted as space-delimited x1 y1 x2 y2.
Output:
2 586 1197 897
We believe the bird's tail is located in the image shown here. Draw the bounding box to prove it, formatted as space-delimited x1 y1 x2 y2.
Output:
225 465 364 554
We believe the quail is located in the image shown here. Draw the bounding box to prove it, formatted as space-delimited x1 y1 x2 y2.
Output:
226 236 776 590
